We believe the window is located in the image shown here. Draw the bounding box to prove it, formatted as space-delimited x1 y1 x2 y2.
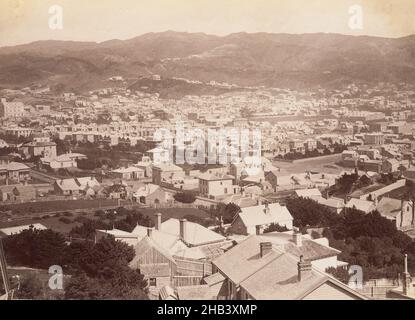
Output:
149 278 157 287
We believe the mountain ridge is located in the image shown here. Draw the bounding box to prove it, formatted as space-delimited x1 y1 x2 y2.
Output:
1 31 415 93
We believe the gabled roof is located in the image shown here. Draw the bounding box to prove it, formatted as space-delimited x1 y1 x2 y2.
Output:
133 183 161 197
377 197 404 218
54 178 82 191
237 203 293 227
295 188 322 198
129 236 176 268
198 172 234 181
315 197 345 209
131 225 180 250
213 236 282 285
213 236 367 300
152 163 183 172
161 218 225 246
0 162 30 171
222 194 258 208
112 166 144 174
259 232 340 262
345 198 376 213
76 177 100 189
240 252 365 300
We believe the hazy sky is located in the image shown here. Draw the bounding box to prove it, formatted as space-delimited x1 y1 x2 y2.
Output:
1 0 414 47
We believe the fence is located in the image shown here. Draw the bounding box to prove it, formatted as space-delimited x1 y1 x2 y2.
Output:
171 275 204 287
357 278 400 299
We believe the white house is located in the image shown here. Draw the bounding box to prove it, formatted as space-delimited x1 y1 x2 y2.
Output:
198 172 236 199
230 202 294 235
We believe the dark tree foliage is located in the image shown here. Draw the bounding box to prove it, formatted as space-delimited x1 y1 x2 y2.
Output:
210 203 241 224
3 228 147 300
3 227 67 269
335 172 359 194
70 210 153 240
286 197 342 228
182 214 210 227
64 237 147 300
65 272 147 300
15 274 44 300
263 223 289 233
289 198 415 280
173 192 196 204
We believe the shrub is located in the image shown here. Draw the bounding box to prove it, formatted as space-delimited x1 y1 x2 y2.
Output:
263 223 289 233
174 192 196 204
59 217 72 224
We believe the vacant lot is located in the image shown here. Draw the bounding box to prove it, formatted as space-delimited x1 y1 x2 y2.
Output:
0 199 120 216
272 154 343 175
139 207 209 222
0 206 211 235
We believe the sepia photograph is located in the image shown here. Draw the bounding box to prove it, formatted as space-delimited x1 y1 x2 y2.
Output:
1 0 415 304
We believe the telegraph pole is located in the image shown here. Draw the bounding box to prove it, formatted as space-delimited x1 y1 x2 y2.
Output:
0 238 12 299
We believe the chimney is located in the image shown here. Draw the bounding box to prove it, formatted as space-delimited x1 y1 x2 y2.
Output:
297 255 312 282
147 227 153 238
256 225 261 235
263 202 270 214
293 232 302 247
154 213 162 231
403 254 412 296
180 219 187 242
260 242 272 258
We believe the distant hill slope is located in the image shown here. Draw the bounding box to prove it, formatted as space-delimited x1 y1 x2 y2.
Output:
1 31 415 93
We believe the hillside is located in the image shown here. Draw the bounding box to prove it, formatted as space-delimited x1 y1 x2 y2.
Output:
1 31 415 93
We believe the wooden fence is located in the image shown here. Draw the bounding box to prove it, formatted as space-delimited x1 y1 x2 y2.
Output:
357 278 400 299
171 275 204 287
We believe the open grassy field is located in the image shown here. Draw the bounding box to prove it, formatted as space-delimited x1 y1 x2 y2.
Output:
0 206 211 235
0 199 120 216
272 154 344 175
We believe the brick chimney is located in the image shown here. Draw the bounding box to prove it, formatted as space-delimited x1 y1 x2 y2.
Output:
293 232 302 247
297 255 312 281
154 213 162 231
263 202 270 215
180 219 187 242
256 225 261 235
260 242 272 258
147 227 153 238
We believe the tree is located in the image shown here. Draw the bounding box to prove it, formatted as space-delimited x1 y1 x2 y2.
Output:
16 274 43 300
64 237 147 300
65 272 147 300
174 192 196 204
2 228 148 300
3 227 67 269
263 223 289 233
286 197 342 228
210 203 241 224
